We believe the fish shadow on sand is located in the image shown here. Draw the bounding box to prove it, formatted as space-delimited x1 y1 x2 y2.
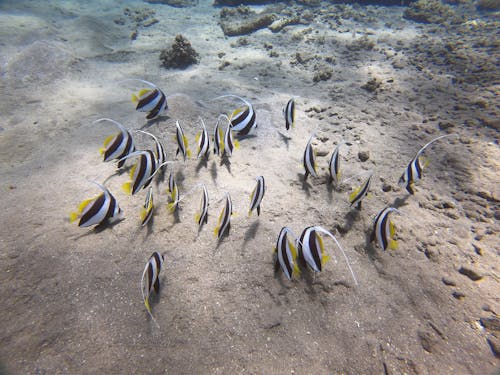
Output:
220 154 232 175
363 227 379 261
236 134 257 142
139 115 170 130
72 218 124 240
195 155 209 175
278 132 292 150
299 174 312 197
391 195 410 209
340 208 361 234
210 160 218 184
214 227 231 251
243 220 260 248
102 166 131 185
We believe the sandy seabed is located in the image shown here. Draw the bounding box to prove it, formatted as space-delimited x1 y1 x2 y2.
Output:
0 0 499 374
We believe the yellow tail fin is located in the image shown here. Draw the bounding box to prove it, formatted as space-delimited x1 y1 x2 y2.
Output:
389 239 399 250
144 298 152 314
78 198 94 213
349 187 360 203
122 182 132 195
69 212 79 223
234 140 240 149
131 94 138 103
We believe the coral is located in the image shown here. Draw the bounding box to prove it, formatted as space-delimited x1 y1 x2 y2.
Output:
143 0 198 7
477 0 500 10
219 6 276 36
403 0 465 24
160 34 199 69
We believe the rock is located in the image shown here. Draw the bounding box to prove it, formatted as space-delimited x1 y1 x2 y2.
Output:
160 34 199 69
219 6 276 36
361 78 381 92
143 0 198 7
452 291 465 300
268 16 301 32
312 67 332 82
418 330 437 353
477 0 500 11
442 277 456 286
381 183 392 192
438 121 455 131
346 35 375 51
480 316 500 331
458 266 483 281
358 150 370 162
403 0 465 24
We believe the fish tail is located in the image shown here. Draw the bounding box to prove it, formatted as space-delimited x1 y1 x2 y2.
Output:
140 208 147 221
144 298 152 314
122 182 132 195
213 226 219 238
195 213 200 223
293 262 301 277
186 149 192 158
322 254 330 266
99 147 105 156
248 210 252 217
234 140 240 149
349 189 359 203
389 239 399 250
167 202 176 213
132 94 138 103
69 212 79 223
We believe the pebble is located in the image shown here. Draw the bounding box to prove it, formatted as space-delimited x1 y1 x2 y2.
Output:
458 266 483 281
452 291 465 300
441 277 456 286
480 316 500 331
358 150 370 162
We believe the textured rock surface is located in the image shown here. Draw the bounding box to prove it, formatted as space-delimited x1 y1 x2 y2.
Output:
160 34 199 69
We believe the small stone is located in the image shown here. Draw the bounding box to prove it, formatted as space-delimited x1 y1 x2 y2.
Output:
473 244 483 256
418 330 436 353
382 183 392 192
480 316 500 331
439 121 455 131
130 30 138 40
458 266 483 281
442 277 456 286
358 150 370 162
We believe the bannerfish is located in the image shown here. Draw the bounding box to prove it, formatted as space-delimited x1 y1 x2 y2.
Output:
141 251 164 326
120 150 157 195
249 176 265 216
303 134 317 180
195 184 209 229
283 98 295 130
196 117 210 159
349 172 372 210
70 181 122 227
130 79 168 120
399 134 457 195
136 130 167 172
214 193 232 239
223 121 240 157
297 226 358 285
329 141 345 184
175 120 191 161
94 118 135 168
372 207 401 251
274 227 300 281
213 94 257 135
167 172 179 212
213 116 225 156
140 187 154 227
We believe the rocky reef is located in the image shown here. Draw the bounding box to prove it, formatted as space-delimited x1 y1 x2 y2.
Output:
159 34 199 69
144 0 198 7
219 6 276 36
403 0 466 24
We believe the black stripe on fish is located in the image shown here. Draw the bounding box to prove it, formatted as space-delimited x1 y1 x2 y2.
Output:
104 132 124 162
137 89 160 111
230 106 256 135
117 133 135 168
308 229 322 272
350 175 372 208
249 176 265 216
284 98 295 130
146 92 167 120
278 230 293 280
79 194 106 227
303 138 316 179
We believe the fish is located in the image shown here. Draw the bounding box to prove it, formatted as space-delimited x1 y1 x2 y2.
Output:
399 134 457 195
94 118 136 168
283 98 295 130
167 172 180 212
223 121 240 157
328 141 345 184
249 176 265 216
303 134 317 180
214 94 257 135
196 117 210 159
136 130 167 171
297 226 358 284
297 226 329 273
213 116 225 156
130 79 168 120
175 120 191 161
349 172 372 210
120 150 157 195
141 251 164 326
195 184 209 228
140 187 154 227
70 181 122 227
372 207 400 251
274 227 300 280
214 193 232 239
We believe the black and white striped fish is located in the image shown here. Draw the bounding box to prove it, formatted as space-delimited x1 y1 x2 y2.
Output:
214 94 257 135
196 117 210 159
329 141 345 184
214 193 232 239
297 226 329 273
349 172 372 209
167 172 180 212
297 226 358 284
274 227 300 281
140 187 154 227
303 134 317 180
141 251 164 325
213 116 224 156
175 120 191 161
131 79 168 120
195 184 209 229
283 98 295 130
136 130 167 170
372 207 400 251
70 182 122 227
249 176 265 216
399 134 457 195
223 122 239 157
95 118 136 168
120 150 157 195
